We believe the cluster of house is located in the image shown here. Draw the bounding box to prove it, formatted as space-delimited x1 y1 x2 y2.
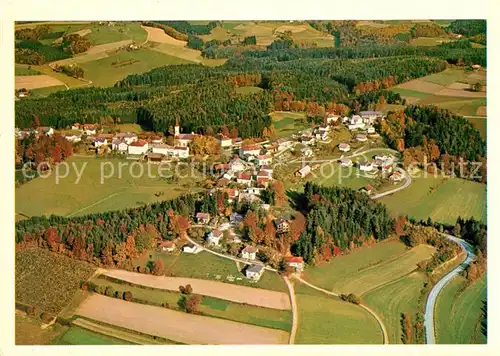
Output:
326 111 383 134
15 126 55 139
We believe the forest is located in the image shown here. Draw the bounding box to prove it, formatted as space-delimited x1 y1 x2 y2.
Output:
292 183 395 263
379 105 486 183
448 20 487 37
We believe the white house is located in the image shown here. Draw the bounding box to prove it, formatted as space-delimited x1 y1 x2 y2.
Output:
284 256 304 272
245 187 265 195
241 245 258 260
240 145 261 157
216 134 233 148
114 133 138 145
151 143 173 156
260 165 273 175
112 139 128 152
326 113 340 124
64 134 81 143
83 124 98 136
360 111 382 124
245 264 264 281
276 138 294 151
174 146 189 158
359 161 374 172
207 229 223 246
257 155 272 166
339 158 353 167
183 243 202 254
367 126 376 134
93 137 107 148
159 240 176 252
38 127 54 136
301 135 315 145
128 140 149 155
296 165 311 178
390 172 404 183
150 136 163 144
356 134 367 142
237 173 252 186
71 123 82 131
338 143 350 152
341 116 350 123
223 170 235 180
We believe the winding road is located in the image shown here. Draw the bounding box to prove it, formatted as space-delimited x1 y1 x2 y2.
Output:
424 233 476 344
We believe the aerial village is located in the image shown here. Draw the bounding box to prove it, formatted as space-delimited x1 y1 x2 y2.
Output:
15 110 402 281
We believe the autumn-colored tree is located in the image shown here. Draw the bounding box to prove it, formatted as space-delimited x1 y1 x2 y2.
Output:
45 227 61 252
271 180 287 206
402 312 414 344
290 212 306 242
152 259 165 276
243 210 259 243
230 127 239 139
216 193 225 215
134 224 158 253
123 291 133 301
183 294 201 313
396 138 405 152
113 242 127 266
101 243 115 267
395 216 407 236
263 220 276 247
125 235 138 259
171 215 190 237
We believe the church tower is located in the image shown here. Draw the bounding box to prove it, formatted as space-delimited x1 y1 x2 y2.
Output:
174 118 180 137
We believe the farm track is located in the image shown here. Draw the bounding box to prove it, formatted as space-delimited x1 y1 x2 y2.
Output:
283 277 298 344
293 276 388 344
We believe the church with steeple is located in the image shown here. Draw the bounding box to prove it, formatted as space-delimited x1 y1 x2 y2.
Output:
174 118 196 147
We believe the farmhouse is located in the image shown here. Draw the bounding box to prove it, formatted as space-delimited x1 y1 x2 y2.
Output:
240 145 261 157
237 173 252 186
326 113 340 124
359 111 382 124
151 143 173 156
360 185 374 195
150 136 163 144
183 243 202 254
296 165 311 178
257 155 272 166
207 229 223 246
38 126 54 136
111 139 128 152
93 137 107 148
245 264 264 281
359 161 374 172
356 134 367 142
338 143 350 152
115 132 138 145
241 245 258 260
83 124 98 135
339 158 353 167
128 140 149 155
159 240 176 252
216 134 233 148
196 212 211 224
275 218 290 234
284 256 304 272
64 134 82 143
390 171 403 183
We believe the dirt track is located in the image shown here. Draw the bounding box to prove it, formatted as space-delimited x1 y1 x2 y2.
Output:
15 75 64 89
77 294 289 344
142 26 187 46
103 269 291 310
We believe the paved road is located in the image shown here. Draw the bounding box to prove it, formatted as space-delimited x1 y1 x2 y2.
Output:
283 277 298 344
424 233 476 344
293 276 389 344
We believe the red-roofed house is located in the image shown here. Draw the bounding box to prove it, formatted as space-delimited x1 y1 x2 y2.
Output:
150 136 163 144
361 185 373 195
237 173 252 186
196 212 211 224
83 124 98 135
284 256 304 272
216 134 233 148
207 229 223 246
240 145 261 157
241 245 258 260
257 154 272 166
159 240 176 252
128 139 149 155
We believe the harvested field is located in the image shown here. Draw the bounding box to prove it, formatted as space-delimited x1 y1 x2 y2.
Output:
103 269 291 310
15 75 64 90
52 40 133 66
142 26 187 46
148 42 201 63
396 80 444 94
435 87 486 98
77 294 289 344
275 25 308 33
70 29 92 37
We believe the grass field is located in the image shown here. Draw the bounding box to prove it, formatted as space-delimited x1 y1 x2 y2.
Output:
15 65 41 76
270 111 309 138
465 116 487 139
15 248 96 314
53 325 132 345
409 37 452 46
133 250 288 293
235 86 264 95
306 243 434 296
80 48 192 87
15 156 202 218
380 175 486 225
294 282 383 344
363 272 427 344
16 313 67 345
435 275 487 344
85 23 147 45
30 85 67 97
92 276 292 331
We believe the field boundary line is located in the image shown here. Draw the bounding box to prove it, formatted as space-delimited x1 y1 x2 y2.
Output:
66 192 121 217
293 275 389 344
